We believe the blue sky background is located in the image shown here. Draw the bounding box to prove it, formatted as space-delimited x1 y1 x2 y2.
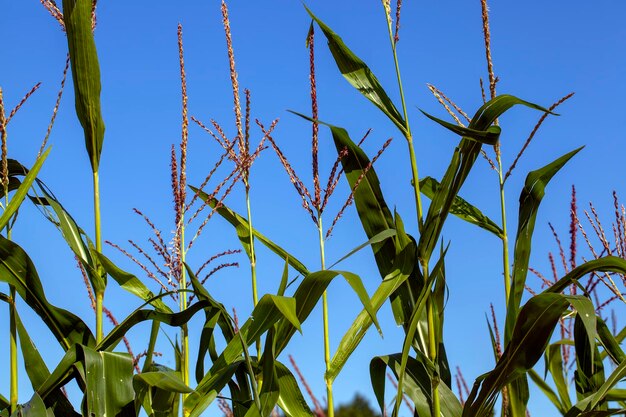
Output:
1 1 625 415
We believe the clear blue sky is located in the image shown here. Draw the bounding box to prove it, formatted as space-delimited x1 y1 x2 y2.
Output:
2 1 625 415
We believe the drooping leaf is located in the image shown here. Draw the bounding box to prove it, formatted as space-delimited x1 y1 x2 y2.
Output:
301 114 419 330
545 344 573 410
419 176 503 238
573 316 605 402
191 185 309 276
419 95 555 264
30 181 106 294
96 252 172 313
505 147 582 342
304 6 406 134
328 228 397 269
187 269 379 415
463 293 570 417
529 368 567 414
275 361 315 417
371 354 462 417
419 110 501 145
14 311 80 416
0 235 95 349
62 0 105 172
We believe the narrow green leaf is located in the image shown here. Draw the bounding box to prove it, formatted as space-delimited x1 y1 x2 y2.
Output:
267 295 301 333
597 318 626 364
299 114 419 329
419 95 554 264
0 148 50 230
0 235 95 350
190 185 309 276
62 0 105 172
529 369 567 414
545 344 573 410
275 361 315 417
464 293 570 417
420 110 501 145
327 260 411 382
30 182 106 293
546 256 626 295
304 5 406 134
419 176 503 237
96 252 172 313
14 311 80 416
328 228 396 269
134 372 192 393
371 354 462 417
567 295 597 363
505 147 583 342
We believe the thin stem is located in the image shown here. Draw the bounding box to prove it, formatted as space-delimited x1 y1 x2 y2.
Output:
93 170 103 343
245 187 261 360
497 152 511 302
318 215 333 417
421 260 440 417
180 223 190 415
9 287 17 414
383 7 424 232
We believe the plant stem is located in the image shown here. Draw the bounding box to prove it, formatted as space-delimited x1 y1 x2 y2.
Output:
318 214 333 417
497 151 511 301
384 13 424 232
6 181 17 413
245 188 260 360
93 170 103 344
180 222 190 416
9 286 17 414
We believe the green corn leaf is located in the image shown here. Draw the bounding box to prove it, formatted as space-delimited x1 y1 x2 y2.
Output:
36 344 134 417
419 176 503 237
191 185 309 276
30 181 106 294
567 359 626 415
327 252 411 382
392 250 446 417
98 300 208 352
96 251 172 313
275 361 315 417
419 95 554 264
62 0 105 172
567 295 597 364
573 316 605 400
545 344 573 410
528 369 567 415
597 318 626 364
134 371 192 394
505 147 582 342
371 354 462 417
258 329 280 417
328 228 396 269
304 5 406 134
14 311 80 417
463 293 571 417
419 110 502 145
294 112 420 329
0 148 50 230
188 269 379 414
546 256 626 295
12 393 49 417
0 235 95 349
0 394 7 411
81 347 135 417
133 368 191 417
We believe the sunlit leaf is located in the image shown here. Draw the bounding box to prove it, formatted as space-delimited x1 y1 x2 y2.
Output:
419 176 503 238
304 6 406 134
62 0 105 172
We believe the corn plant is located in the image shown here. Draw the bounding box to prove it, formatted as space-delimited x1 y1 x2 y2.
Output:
1 1 625 417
